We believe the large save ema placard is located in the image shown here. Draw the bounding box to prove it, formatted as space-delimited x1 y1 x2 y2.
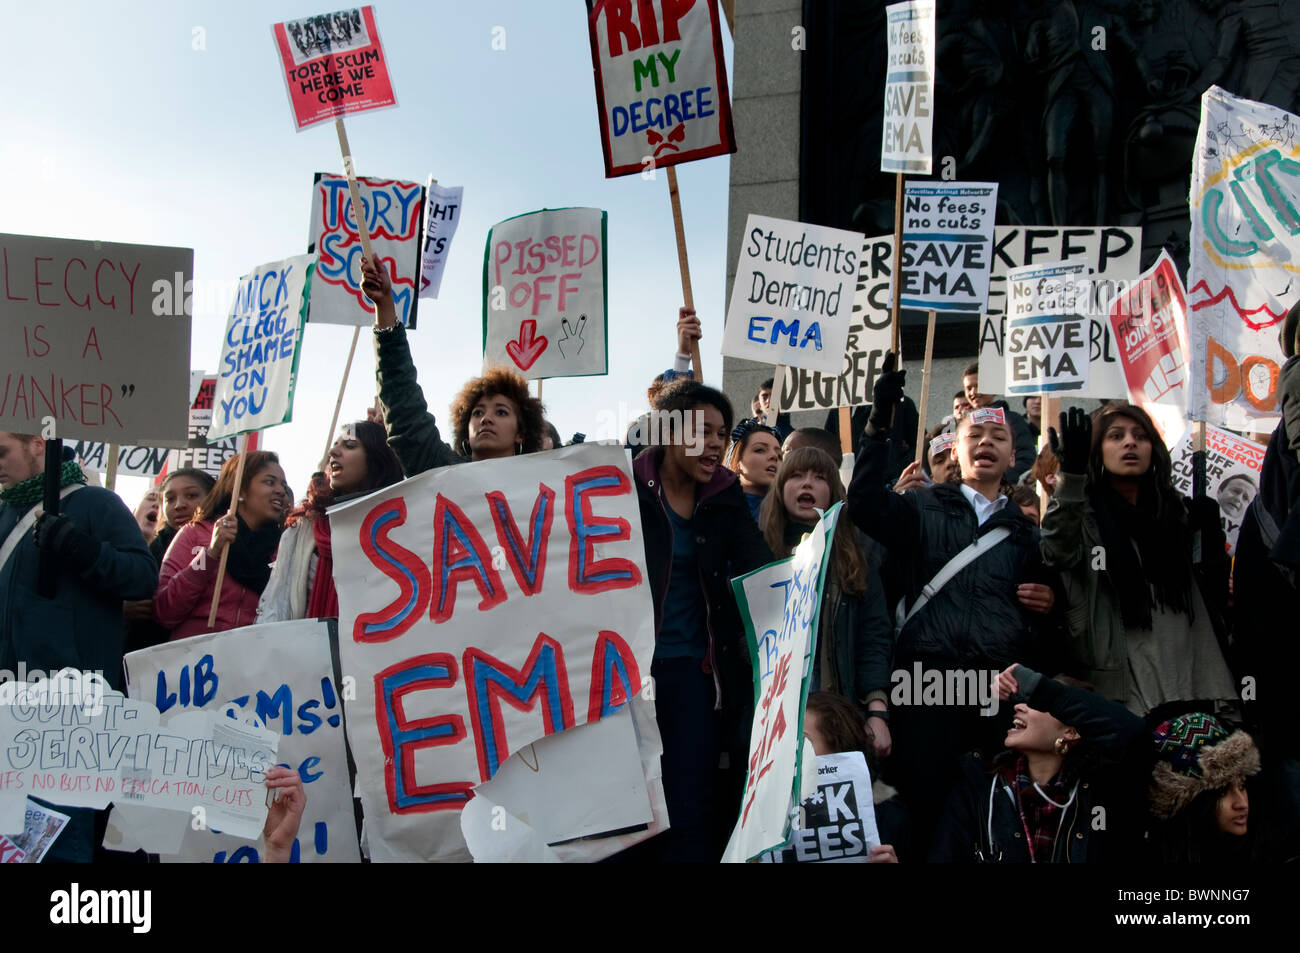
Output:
330 442 655 862
587 0 736 177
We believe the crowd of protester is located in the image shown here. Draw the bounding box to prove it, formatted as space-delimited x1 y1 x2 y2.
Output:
1 260 1297 864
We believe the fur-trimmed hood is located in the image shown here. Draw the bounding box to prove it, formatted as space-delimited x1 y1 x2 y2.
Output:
1149 730 1261 820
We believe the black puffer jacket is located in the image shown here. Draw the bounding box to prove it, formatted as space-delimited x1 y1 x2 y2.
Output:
633 450 773 752
930 667 1149 863
847 429 1057 671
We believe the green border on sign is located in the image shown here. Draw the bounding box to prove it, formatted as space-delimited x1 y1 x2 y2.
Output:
728 500 842 861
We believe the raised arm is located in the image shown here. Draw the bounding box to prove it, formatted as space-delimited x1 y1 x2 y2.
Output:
1039 408 1091 569
364 254 464 477
847 353 922 547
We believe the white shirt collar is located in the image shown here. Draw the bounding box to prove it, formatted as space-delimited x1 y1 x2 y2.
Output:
959 483 1009 527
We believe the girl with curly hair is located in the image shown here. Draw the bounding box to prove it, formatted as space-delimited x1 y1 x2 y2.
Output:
361 255 546 477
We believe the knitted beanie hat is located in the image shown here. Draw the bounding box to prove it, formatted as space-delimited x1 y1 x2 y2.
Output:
1149 713 1260 820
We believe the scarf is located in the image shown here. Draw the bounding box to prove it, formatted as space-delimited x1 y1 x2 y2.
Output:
307 514 338 619
998 755 1074 863
0 460 87 508
1091 483 1193 630
224 514 281 596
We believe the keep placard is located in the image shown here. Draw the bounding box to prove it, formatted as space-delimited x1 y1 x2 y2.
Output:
1004 260 1090 395
418 181 463 300
272 7 396 132
482 208 608 380
586 0 736 177
329 442 656 862
977 227 1142 397
881 1 936 174
117 619 360 863
723 504 840 863
307 173 424 327
900 182 997 312
0 234 192 447
1188 86 1296 429
722 215 865 374
209 255 314 441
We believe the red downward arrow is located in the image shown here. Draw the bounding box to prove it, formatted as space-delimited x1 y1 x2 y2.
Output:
505 319 548 371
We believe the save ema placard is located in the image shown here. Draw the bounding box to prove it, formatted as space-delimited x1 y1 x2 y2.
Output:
1003 260 1090 395
586 0 736 177
880 0 935 174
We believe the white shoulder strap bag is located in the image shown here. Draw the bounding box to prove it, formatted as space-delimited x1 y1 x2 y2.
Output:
0 484 85 576
895 525 1012 634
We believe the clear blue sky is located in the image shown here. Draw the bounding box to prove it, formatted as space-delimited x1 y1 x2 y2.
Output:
3 0 732 505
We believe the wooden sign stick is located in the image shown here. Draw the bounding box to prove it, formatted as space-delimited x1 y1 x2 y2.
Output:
890 172 905 357
323 117 380 464
666 166 702 381
104 444 120 493
913 309 937 464
207 433 250 629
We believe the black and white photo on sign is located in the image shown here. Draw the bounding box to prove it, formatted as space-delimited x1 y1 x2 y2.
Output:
285 9 367 64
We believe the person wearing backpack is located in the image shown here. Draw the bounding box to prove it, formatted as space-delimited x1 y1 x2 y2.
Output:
846 353 1063 854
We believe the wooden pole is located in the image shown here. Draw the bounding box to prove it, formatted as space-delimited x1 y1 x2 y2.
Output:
536 378 543 402
913 309 937 464
207 434 250 630
323 326 361 464
838 406 852 458
890 172 905 357
324 117 379 464
666 166 702 381
104 443 120 493
1040 395 1057 521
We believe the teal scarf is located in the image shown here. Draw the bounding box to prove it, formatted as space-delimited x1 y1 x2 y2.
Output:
0 460 87 508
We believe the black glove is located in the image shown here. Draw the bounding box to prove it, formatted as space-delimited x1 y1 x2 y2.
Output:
33 512 101 576
1048 407 1091 475
866 351 906 437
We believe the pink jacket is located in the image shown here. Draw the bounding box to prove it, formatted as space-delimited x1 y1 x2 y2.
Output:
154 521 264 640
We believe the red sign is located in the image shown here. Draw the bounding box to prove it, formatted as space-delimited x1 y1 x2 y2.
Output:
1108 250 1191 442
272 7 396 132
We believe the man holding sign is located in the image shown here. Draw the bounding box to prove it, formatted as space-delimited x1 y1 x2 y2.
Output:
0 433 156 861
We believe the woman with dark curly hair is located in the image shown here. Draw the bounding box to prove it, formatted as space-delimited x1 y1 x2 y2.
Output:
360 255 545 477
258 419 404 622
1041 404 1237 718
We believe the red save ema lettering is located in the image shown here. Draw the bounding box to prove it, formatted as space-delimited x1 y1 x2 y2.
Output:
354 465 645 813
